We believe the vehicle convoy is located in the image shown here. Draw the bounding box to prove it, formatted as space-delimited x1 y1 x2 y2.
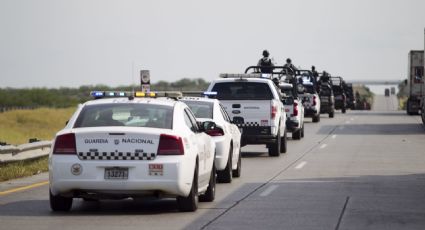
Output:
318 72 335 118
180 97 242 183
344 82 356 110
385 88 390 97
49 91 217 212
406 50 424 115
297 70 321 122
279 80 305 140
331 76 347 113
206 66 287 157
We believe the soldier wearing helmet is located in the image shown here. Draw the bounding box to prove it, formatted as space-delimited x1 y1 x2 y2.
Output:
257 50 274 73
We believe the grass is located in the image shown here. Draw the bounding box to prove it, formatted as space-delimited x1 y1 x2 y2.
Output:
0 156 48 182
0 107 76 145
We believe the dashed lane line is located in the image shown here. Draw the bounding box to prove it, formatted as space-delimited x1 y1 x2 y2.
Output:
320 144 328 149
259 185 279 197
295 161 307 169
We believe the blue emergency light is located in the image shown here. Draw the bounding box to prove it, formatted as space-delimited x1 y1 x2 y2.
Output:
203 91 218 96
91 91 104 98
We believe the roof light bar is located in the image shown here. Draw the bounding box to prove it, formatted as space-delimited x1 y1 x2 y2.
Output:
220 73 262 79
203 91 217 96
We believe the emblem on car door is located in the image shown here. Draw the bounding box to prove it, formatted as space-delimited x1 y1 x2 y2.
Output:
114 139 120 145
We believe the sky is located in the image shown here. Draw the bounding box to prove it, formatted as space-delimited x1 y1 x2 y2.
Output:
0 0 424 88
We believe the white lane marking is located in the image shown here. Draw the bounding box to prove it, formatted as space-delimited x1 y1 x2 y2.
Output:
320 144 327 149
259 184 279 197
332 134 337 139
350 118 354 121
295 161 307 169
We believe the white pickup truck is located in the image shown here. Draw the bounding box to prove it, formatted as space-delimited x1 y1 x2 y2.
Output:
206 74 287 157
279 82 305 140
298 75 321 123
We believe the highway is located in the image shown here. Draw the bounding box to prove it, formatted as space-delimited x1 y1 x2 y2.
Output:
1 95 425 230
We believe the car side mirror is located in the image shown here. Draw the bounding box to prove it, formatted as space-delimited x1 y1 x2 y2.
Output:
200 121 224 136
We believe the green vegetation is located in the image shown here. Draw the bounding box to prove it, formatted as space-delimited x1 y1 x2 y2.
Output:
0 78 209 109
0 107 76 145
0 156 48 182
397 79 408 110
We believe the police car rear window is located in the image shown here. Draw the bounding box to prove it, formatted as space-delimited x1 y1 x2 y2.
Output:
211 82 273 100
74 103 173 129
181 101 213 119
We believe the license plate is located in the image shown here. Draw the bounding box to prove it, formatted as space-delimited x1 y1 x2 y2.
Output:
104 167 128 180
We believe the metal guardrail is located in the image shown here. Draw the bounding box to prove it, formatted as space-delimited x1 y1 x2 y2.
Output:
0 141 52 163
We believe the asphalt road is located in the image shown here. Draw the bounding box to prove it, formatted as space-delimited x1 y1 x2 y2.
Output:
1 95 425 230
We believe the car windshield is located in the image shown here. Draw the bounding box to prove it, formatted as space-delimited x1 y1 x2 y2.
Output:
181 100 213 119
74 103 173 129
211 82 273 100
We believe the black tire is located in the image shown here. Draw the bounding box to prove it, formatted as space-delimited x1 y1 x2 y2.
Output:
329 111 334 118
232 148 242 178
312 114 320 123
292 128 301 140
177 164 198 212
199 162 216 202
217 145 232 183
268 130 281 157
50 189 73 212
301 124 305 138
342 107 346 113
280 129 287 154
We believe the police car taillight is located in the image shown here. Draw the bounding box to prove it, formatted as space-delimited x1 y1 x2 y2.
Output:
53 133 76 155
157 134 184 155
293 102 298 117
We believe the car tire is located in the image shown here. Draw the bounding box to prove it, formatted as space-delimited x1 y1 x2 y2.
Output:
199 162 216 202
268 130 281 157
50 189 73 212
217 145 232 183
232 148 242 178
342 107 346 113
280 129 287 153
177 164 198 212
292 128 301 140
329 111 334 118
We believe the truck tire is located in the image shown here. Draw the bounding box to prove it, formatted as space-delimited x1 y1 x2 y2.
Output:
342 107 346 113
268 131 281 157
177 164 199 212
50 189 73 212
292 129 301 140
217 146 232 183
301 124 305 138
280 129 287 153
329 111 334 118
199 162 216 202
312 114 320 123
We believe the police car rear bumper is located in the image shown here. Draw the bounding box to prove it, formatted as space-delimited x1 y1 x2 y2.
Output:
49 155 195 198
238 126 277 146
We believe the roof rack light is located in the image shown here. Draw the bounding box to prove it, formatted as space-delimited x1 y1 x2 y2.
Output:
220 73 262 79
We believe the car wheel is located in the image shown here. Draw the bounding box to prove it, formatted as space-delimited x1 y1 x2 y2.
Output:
232 148 242 178
177 164 198 212
199 162 216 202
50 189 73 212
280 129 287 153
217 145 232 183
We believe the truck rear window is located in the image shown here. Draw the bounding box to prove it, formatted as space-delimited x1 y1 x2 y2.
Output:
211 82 273 100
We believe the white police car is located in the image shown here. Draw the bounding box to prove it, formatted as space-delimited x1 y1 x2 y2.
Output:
180 95 242 183
49 91 217 212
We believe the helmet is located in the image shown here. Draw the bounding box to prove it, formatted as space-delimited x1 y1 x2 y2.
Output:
262 50 270 57
286 58 292 64
272 77 279 85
